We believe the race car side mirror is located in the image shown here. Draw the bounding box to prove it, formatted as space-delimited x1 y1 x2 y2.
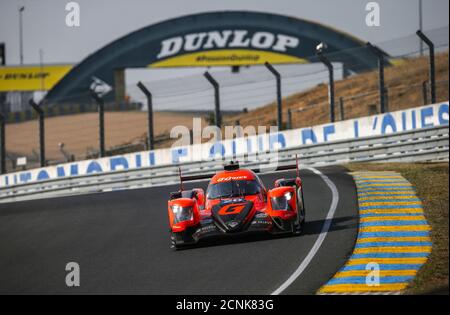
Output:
193 188 205 210
169 191 182 200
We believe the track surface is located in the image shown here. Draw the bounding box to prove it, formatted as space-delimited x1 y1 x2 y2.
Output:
0 166 358 294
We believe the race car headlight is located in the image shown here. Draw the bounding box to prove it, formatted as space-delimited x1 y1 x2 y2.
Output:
171 205 194 223
271 193 292 211
284 192 292 201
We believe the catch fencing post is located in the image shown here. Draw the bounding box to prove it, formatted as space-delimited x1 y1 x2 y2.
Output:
90 92 105 157
287 109 292 130
204 71 221 129
137 81 154 150
366 42 386 113
422 81 429 105
416 30 436 104
0 112 5 174
384 87 389 113
316 50 336 122
339 97 345 121
29 99 46 167
265 62 283 130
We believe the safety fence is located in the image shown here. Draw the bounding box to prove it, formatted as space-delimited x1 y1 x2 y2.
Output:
3 101 142 124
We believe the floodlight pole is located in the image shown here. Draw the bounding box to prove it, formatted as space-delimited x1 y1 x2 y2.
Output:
18 6 25 111
419 0 424 56
18 6 25 65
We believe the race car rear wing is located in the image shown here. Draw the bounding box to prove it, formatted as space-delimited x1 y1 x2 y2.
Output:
179 155 300 183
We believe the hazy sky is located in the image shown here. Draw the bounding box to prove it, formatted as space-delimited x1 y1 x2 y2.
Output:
0 0 449 65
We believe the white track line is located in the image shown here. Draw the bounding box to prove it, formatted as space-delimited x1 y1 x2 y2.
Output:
271 167 340 295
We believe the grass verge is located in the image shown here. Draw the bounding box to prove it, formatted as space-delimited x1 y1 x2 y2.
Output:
346 162 449 295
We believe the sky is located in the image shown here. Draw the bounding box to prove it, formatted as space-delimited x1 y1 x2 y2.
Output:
0 0 448 66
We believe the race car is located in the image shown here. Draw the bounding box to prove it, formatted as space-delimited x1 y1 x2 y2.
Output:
167 160 306 249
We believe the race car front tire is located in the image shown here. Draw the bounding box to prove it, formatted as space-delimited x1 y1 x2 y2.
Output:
170 231 194 249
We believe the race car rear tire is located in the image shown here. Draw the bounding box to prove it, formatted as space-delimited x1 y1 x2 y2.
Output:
292 211 303 235
297 187 306 220
292 188 306 235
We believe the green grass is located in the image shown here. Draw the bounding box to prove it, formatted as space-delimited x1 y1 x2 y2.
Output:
346 162 449 295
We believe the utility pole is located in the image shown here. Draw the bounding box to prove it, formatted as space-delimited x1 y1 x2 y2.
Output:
419 0 424 56
39 49 45 95
19 6 25 65
18 6 25 111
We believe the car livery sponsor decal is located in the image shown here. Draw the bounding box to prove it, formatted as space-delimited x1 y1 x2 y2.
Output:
216 175 250 182
218 204 247 215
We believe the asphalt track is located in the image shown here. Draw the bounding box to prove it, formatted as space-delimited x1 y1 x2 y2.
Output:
0 165 358 294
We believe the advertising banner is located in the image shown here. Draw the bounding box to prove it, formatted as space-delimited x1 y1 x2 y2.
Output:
0 65 73 92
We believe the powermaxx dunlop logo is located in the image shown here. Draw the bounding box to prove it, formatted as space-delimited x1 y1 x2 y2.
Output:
151 30 303 67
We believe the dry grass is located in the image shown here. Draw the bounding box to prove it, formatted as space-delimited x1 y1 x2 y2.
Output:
5 111 207 161
225 52 449 129
346 162 449 295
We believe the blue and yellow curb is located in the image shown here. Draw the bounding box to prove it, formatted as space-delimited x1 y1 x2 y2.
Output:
318 172 431 294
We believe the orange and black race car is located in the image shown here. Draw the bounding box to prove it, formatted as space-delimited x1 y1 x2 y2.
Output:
167 160 306 249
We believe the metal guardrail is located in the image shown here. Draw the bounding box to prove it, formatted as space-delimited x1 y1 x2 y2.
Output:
0 125 448 203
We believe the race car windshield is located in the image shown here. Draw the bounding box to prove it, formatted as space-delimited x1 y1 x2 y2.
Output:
207 180 260 199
